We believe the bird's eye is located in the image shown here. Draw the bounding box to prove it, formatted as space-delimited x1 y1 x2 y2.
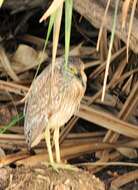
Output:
70 67 78 75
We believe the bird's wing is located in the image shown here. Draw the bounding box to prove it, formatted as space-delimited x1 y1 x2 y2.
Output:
24 65 51 147
24 64 63 147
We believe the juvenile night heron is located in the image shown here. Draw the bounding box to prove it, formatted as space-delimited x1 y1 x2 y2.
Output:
24 57 87 168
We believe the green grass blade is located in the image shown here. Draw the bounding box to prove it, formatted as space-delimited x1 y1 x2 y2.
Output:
45 13 56 50
0 113 24 134
65 0 73 69
34 13 56 80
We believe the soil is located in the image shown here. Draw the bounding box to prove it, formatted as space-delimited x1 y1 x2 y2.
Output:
0 164 105 190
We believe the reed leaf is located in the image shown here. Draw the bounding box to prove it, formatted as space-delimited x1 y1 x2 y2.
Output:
102 0 120 101
39 0 64 23
51 3 63 77
65 0 73 68
0 0 4 7
34 13 56 80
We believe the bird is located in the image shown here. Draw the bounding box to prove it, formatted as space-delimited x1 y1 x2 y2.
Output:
24 57 87 168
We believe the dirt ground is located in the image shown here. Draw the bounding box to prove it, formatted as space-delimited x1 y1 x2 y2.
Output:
0 164 105 190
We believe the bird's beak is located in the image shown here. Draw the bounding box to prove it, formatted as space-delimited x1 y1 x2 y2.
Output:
79 60 87 87
80 70 87 88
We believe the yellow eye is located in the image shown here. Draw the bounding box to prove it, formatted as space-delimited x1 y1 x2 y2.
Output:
70 67 78 75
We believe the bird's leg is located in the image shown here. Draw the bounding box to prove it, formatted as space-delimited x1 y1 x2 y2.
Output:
44 126 61 172
44 127 78 171
53 127 60 163
51 127 79 171
45 126 54 164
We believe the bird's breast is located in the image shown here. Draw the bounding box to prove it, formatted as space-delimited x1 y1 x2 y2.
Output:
48 77 85 130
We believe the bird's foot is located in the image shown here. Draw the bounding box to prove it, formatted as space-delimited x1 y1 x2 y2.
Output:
54 163 79 171
42 162 79 172
42 162 59 172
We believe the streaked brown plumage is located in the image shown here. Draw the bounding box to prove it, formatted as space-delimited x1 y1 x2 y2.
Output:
24 57 87 165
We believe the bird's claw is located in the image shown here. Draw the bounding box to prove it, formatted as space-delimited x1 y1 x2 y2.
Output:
42 162 79 172
42 162 59 173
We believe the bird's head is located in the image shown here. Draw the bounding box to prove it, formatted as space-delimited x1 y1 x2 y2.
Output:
65 57 87 88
